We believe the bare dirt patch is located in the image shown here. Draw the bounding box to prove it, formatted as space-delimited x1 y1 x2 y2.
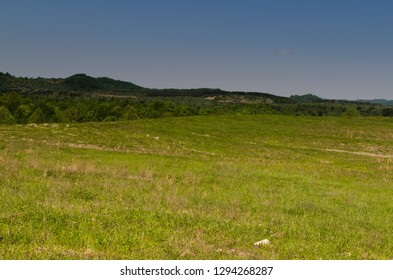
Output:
323 148 393 159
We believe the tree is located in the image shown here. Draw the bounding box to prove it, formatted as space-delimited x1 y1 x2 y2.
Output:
343 106 360 117
29 107 45 123
110 105 123 119
0 92 22 113
59 108 74 123
14 104 32 123
382 107 393 117
122 105 139 120
96 102 112 121
71 103 90 122
0 106 15 124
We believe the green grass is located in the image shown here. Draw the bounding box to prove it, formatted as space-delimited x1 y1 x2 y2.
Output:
1 115 393 259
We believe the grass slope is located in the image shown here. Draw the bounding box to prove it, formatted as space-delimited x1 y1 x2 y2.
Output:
1 115 393 259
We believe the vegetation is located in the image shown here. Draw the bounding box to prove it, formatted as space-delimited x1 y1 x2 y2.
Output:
290 93 324 102
1 72 392 124
357 99 393 106
1 71 392 259
1 115 393 259
0 106 15 124
0 72 142 95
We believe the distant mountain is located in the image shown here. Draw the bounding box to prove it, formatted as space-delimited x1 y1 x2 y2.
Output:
0 72 143 95
2 72 389 107
356 99 393 106
64 74 143 92
0 72 294 103
1 71 391 122
290 94 324 102
290 94 393 106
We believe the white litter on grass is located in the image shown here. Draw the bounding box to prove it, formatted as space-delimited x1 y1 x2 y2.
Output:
146 134 160 140
254 239 270 246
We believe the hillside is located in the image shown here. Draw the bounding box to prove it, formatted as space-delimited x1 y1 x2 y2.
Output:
0 71 390 123
0 72 143 95
356 99 393 106
64 74 143 92
1 115 393 259
0 72 293 103
290 93 324 102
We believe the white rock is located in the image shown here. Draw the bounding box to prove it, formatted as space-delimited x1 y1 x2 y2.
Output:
254 239 270 246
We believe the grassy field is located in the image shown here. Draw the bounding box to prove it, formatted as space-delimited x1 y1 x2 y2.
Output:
0 115 393 259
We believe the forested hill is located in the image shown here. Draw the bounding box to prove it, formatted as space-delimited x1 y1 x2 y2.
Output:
0 72 292 103
1 71 392 125
356 99 393 106
0 72 142 95
1 72 390 107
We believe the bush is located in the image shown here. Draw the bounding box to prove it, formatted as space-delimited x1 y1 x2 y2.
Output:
0 106 15 124
29 107 45 123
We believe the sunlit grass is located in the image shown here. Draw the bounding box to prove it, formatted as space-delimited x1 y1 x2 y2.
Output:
0 115 393 259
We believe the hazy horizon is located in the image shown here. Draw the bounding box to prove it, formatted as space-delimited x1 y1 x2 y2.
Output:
1 0 392 100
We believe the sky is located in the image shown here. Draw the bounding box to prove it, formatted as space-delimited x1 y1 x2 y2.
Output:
1 0 392 100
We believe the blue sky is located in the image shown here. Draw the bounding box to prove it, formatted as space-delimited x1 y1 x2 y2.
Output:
1 0 392 99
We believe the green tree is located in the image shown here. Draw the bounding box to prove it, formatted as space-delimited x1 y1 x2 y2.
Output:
173 105 194 116
110 105 123 119
58 108 74 123
71 103 89 122
29 107 45 123
382 107 393 116
343 106 360 117
14 104 32 123
96 102 112 121
122 105 139 120
0 106 15 124
0 92 22 113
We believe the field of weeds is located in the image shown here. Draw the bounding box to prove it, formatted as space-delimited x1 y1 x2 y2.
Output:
0 115 393 259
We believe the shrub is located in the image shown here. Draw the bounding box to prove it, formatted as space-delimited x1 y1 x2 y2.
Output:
0 105 15 124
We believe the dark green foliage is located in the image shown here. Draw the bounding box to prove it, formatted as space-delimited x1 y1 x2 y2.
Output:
0 72 392 125
0 92 22 113
122 105 139 120
0 72 142 95
357 99 393 106
64 74 143 92
0 91 390 125
343 106 361 117
290 94 324 102
14 105 32 123
64 74 102 91
382 107 393 116
28 107 45 123
0 106 15 124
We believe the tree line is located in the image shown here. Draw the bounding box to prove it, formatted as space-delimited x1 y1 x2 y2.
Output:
0 92 391 124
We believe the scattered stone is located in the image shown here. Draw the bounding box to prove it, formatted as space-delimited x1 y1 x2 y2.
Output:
254 239 270 246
